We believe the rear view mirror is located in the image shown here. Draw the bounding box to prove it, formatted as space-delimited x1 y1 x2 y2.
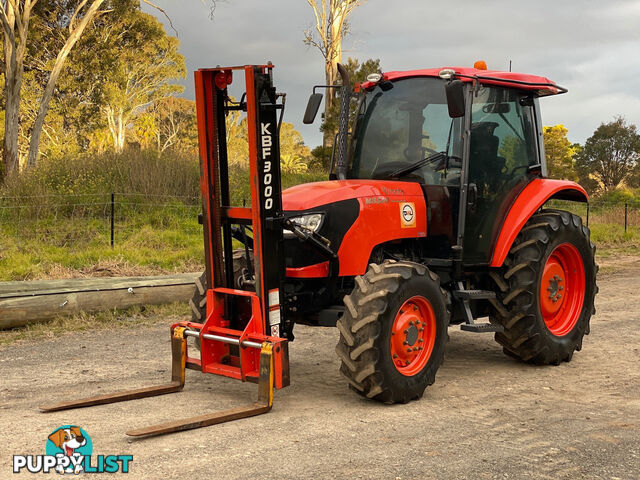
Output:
303 93 323 124
445 80 465 118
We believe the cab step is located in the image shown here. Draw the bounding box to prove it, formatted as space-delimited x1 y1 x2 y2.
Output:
460 323 504 333
452 289 496 300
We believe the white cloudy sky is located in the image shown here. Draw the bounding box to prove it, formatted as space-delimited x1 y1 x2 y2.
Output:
142 0 640 148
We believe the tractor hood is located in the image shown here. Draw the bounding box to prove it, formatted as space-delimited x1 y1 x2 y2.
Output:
282 179 424 211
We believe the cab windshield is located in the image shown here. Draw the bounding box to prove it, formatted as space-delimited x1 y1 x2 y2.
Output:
348 77 463 185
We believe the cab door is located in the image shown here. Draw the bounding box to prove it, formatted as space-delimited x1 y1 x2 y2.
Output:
463 86 541 264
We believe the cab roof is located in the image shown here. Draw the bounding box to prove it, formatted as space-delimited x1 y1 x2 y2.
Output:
368 67 565 96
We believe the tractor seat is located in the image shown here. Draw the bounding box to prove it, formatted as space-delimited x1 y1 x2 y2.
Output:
469 122 504 180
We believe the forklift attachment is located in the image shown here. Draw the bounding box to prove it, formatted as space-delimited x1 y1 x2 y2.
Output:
126 342 274 437
41 327 276 438
40 327 188 413
39 65 290 437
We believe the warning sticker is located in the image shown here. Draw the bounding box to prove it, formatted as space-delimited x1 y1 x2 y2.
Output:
400 202 416 228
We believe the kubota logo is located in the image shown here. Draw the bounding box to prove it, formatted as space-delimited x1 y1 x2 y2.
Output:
261 122 274 210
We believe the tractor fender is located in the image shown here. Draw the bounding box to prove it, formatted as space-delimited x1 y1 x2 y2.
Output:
489 178 588 267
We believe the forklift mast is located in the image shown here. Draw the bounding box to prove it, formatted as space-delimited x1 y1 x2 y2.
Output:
193 64 289 386
195 65 284 334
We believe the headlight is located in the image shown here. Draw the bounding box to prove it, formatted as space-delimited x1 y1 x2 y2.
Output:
284 213 325 236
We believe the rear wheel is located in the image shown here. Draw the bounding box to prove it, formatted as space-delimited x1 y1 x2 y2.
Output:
336 260 449 403
490 209 597 364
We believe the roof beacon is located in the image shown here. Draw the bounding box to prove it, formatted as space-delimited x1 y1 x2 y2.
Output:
474 60 487 70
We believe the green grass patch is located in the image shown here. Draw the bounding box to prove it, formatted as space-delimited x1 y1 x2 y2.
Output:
0 214 204 280
589 223 640 258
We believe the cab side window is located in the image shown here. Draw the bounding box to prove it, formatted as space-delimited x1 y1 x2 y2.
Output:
469 86 538 191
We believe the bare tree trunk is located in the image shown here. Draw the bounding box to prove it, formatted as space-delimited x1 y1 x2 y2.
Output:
26 0 106 169
305 0 363 148
105 106 124 152
1 1 30 179
117 111 125 152
3 53 21 177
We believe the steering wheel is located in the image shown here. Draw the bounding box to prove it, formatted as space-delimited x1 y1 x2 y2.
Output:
371 161 416 179
403 146 439 162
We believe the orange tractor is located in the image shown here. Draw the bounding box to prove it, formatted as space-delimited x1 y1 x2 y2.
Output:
43 62 596 435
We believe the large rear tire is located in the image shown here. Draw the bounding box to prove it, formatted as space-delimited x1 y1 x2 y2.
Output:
490 209 597 364
336 260 449 404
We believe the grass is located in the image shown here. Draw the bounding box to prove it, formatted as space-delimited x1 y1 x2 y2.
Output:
0 214 204 280
589 223 640 258
0 152 328 281
0 302 190 347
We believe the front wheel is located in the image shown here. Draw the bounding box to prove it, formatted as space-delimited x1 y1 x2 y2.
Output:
490 209 598 364
336 260 449 403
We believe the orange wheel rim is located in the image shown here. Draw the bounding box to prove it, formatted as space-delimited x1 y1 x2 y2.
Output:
539 243 585 336
390 296 436 376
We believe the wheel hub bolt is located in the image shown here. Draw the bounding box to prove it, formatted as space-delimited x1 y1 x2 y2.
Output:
418 338 423 343
404 329 409 334
413 305 418 311
406 348 412 353
403 341 408 345
393 354 398 359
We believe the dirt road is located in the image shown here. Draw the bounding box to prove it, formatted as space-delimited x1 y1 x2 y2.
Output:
1 263 639 479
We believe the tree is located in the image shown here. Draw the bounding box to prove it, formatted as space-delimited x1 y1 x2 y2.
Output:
0 0 111 177
1 0 37 178
89 8 184 152
304 0 367 147
225 108 311 170
543 125 578 180
575 117 640 194
0 0 188 180
148 96 197 153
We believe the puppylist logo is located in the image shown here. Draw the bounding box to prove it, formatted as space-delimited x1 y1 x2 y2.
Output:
13 425 133 474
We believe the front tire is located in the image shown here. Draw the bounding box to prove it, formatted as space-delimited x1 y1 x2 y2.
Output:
336 260 449 404
490 209 598 364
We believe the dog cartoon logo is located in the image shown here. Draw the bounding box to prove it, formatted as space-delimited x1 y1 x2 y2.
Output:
45 425 92 474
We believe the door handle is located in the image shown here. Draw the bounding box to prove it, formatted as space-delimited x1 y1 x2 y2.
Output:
468 183 478 210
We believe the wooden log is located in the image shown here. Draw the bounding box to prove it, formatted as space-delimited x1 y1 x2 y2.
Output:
0 274 200 329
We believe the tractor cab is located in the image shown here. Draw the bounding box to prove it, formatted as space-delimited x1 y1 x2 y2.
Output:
345 68 552 264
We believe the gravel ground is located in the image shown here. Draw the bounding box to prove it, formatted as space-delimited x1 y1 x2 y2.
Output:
1 260 639 479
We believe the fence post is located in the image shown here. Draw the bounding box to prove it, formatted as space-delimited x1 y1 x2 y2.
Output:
625 202 628 233
586 203 589 227
110 193 115 248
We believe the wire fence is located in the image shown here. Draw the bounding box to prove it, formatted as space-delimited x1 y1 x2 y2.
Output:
548 200 640 232
1 193 639 249
0 192 202 248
